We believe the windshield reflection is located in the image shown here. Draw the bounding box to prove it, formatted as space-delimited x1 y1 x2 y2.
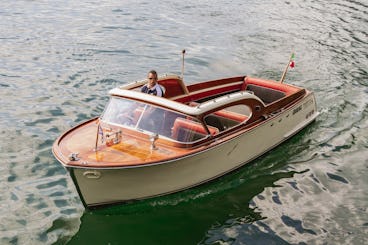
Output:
101 97 210 143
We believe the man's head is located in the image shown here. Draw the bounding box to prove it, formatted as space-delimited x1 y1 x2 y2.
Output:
147 70 158 88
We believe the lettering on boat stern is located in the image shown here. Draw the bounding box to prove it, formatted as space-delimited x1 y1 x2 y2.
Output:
227 143 239 156
303 98 314 108
292 105 302 115
303 98 315 119
306 109 315 119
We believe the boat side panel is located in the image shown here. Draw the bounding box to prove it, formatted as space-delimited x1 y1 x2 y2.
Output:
71 93 318 207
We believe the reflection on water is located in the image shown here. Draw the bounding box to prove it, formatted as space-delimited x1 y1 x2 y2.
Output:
68 145 299 245
0 137 83 244
1 0 367 244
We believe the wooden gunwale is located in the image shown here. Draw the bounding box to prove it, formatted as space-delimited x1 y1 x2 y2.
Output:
53 76 309 169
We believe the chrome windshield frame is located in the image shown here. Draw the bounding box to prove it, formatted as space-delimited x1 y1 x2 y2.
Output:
101 96 212 143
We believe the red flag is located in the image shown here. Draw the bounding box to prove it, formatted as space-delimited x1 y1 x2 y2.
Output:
289 53 295 68
289 60 295 68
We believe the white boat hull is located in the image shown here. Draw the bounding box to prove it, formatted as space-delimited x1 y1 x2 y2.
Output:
68 93 317 208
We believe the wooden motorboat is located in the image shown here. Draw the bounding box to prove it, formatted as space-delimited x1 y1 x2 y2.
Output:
53 73 318 208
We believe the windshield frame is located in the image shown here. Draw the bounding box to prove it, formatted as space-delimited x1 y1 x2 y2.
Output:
101 96 212 143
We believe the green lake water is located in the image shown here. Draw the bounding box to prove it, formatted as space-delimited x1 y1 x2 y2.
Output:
1 0 367 244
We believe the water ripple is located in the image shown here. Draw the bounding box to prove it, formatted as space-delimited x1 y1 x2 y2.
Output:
1 0 368 244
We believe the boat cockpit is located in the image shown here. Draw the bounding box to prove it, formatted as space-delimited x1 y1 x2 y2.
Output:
100 75 305 147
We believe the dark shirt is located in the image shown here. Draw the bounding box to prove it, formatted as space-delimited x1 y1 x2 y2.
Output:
141 84 163 97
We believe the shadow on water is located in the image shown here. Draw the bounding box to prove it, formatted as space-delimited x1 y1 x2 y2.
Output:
67 126 315 245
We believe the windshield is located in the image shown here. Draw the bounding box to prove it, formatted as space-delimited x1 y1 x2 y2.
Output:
101 97 211 143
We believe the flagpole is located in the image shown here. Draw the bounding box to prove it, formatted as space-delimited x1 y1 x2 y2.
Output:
279 52 294 84
179 49 189 94
95 119 100 151
181 49 185 80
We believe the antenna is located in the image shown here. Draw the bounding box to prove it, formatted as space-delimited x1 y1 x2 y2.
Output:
181 49 186 80
179 49 189 94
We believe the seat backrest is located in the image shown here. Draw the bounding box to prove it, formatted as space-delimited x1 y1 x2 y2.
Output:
158 78 186 98
213 109 248 122
172 118 218 142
